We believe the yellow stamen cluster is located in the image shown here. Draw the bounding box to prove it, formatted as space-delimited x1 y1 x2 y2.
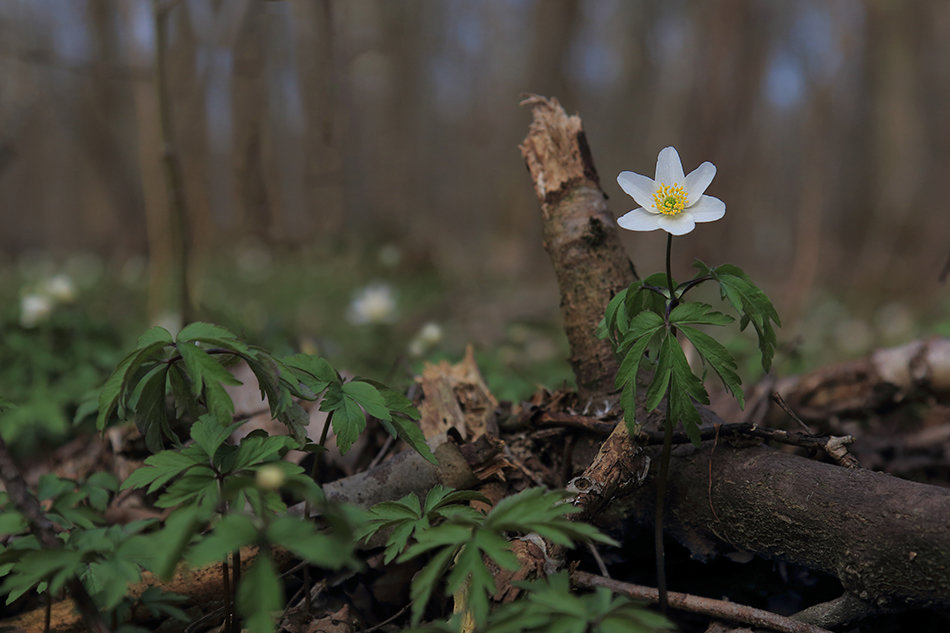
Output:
652 183 688 216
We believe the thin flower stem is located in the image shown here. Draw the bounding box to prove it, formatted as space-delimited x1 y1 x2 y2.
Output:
656 397 674 614
666 233 676 309
303 409 335 613
658 231 677 614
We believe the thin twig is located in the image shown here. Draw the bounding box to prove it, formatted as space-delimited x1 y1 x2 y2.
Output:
367 435 395 470
572 570 835 633
771 392 814 433
359 604 410 633
637 422 853 456
536 411 617 435
587 543 610 578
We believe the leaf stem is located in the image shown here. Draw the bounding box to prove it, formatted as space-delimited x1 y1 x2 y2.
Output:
655 397 673 614
302 409 335 613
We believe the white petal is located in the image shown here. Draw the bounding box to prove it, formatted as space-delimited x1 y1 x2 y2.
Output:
683 161 716 205
655 213 696 236
655 147 685 186
617 171 657 209
686 195 726 223
617 208 663 232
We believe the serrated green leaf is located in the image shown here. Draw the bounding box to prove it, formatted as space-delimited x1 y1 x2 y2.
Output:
359 381 435 463
644 334 675 412
695 261 781 372
409 546 456 625
678 325 744 407
669 302 734 327
281 354 338 396
176 322 240 345
167 363 201 421
86 557 142 610
668 387 703 447
666 335 708 405
243 352 282 414
401 523 475 561
237 555 283 633
176 341 241 395
377 414 437 465
190 414 242 461
620 382 637 436
598 288 628 342
0 511 27 536
483 488 617 547
228 435 295 472
342 381 390 420
97 334 172 431
618 310 665 351
148 506 205 579
154 466 218 508
328 395 366 455
613 325 660 419
0 549 83 604
446 540 496 625
131 364 172 453
121 447 205 493
266 515 354 569
187 514 258 567
137 326 175 348
425 486 488 515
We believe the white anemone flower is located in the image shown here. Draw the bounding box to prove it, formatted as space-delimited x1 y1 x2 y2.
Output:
20 294 53 328
42 274 76 303
347 283 398 325
408 321 443 356
616 146 725 236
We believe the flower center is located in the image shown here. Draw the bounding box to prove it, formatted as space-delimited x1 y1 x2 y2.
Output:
652 183 688 216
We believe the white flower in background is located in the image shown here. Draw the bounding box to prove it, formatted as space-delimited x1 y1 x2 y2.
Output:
616 146 726 236
20 294 53 328
41 274 76 303
408 321 443 356
347 283 398 325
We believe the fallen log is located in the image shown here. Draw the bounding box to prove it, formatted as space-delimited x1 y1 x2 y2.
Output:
769 337 950 424
612 441 950 609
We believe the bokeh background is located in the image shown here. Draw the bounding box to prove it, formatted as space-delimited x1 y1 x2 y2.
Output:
2 0 949 430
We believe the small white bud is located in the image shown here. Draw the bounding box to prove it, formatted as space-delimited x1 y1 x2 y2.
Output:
255 464 286 491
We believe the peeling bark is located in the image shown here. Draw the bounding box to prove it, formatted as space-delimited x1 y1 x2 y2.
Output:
519 95 636 401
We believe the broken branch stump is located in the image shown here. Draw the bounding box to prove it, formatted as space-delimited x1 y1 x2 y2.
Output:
519 95 636 401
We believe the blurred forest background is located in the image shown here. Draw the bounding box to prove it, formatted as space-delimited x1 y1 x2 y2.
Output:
2 0 950 412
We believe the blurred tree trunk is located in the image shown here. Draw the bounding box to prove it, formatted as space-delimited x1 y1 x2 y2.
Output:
125 0 194 325
231 2 270 241
291 0 344 238
527 0 580 107
853 0 927 293
72 0 143 253
125 3 174 324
